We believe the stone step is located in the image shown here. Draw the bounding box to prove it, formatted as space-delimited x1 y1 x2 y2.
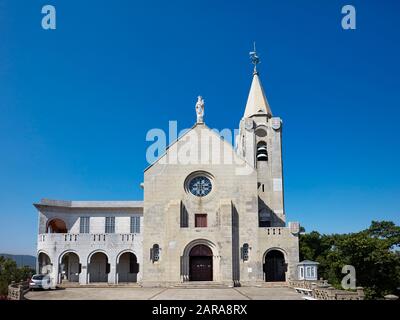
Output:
171 281 231 289
58 282 142 288
260 281 288 288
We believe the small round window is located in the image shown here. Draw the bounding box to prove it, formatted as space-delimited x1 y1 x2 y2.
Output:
188 176 212 197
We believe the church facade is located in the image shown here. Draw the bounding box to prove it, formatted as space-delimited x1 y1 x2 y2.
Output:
34 60 300 287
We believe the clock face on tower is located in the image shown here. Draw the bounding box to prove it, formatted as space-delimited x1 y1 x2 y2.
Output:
188 176 212 197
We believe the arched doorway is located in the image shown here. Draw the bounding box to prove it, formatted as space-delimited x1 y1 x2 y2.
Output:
117 252 139 283
60 252 80 283
46 218 67 233
88 252 109 283
189 245 213 281
38 252 52 274
264 250 286 282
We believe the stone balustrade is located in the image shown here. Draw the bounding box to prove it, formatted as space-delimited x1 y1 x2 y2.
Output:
289 280 364 300
7 281 30 300
290 279 329 289
265 227 283 236
261 227 294 236
38 233 137 251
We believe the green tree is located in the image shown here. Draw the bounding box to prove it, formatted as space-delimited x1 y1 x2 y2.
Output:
0 256 35 297
299 221 400 299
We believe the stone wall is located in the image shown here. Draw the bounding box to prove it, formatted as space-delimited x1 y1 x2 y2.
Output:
7 281 29 300
142 124 261 286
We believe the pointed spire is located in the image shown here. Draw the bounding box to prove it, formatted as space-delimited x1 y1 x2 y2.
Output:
244 44 272 118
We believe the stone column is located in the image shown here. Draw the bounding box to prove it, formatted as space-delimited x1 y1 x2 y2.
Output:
165 200 181 283
219 199 233 285
108 263 116 284
80 265 88 284
181 256 189 282
50 258 58 288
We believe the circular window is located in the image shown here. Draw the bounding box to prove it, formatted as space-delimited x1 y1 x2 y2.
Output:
255 127 267 137
187 175 213 197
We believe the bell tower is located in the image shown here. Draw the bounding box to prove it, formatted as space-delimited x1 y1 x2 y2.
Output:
237 46 285 227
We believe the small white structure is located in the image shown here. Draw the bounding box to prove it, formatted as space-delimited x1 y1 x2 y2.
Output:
297 260 319 281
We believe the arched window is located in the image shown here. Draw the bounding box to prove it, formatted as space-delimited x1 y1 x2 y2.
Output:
46 218 67 233
259 208 271 227
180 202 188 228
299 266 304 279
256 141 268 161
242 243 250 261
151 244 160 262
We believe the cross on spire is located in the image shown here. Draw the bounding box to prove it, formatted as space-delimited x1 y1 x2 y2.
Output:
243 43 272 118
249 42 260 74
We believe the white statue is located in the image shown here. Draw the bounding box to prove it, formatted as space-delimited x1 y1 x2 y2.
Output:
195 96 204 123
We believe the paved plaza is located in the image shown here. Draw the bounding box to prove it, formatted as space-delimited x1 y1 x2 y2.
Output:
25 286 304 300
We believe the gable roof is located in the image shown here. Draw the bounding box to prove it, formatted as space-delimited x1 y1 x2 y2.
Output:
144 122 249 172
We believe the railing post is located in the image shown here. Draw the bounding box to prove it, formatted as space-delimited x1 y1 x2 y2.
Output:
356 287 365 300
326 287 336 300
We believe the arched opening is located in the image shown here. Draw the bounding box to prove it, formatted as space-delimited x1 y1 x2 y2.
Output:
38 252 52 274
256 141 268 161
46 218 67 233
189 244 213 281
263 250 286 282
181 239 219 282
117 252 139 283
241 243 249 261
60 252 80 283
88 252 109 283
151 244 160 262
259 208 271 227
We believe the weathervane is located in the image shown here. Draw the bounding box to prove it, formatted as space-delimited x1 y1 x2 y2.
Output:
249 42 260 73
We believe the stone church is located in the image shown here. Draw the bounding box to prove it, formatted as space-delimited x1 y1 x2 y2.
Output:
34 54 300 287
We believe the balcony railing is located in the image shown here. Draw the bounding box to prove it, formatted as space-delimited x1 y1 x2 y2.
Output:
38 233 139 245
260 223 300 237
265 227 283 236
259 227 296 237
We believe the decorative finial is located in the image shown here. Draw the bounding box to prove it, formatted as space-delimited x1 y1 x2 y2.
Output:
249 42 260 74
195 96 204 124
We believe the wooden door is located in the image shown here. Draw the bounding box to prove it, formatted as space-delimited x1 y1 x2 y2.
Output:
264 250 286 282
190 256 213 281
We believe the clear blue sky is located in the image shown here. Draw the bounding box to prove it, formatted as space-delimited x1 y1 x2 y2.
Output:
0 0 399 255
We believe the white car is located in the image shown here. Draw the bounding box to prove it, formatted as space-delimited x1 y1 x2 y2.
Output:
29 274 52 290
